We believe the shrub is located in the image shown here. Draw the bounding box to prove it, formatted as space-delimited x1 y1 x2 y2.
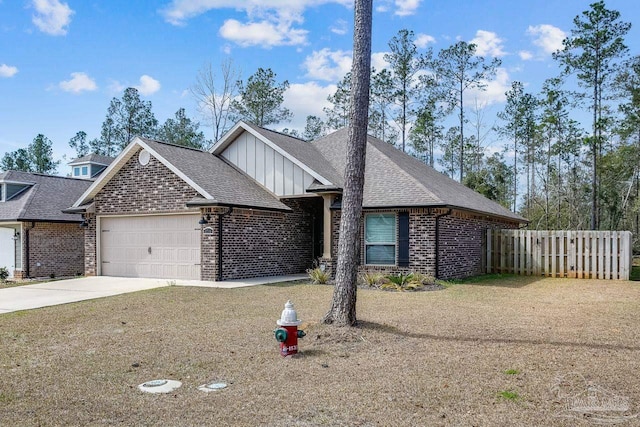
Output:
387 273 413 287
382 273 424 291
307 267 330 284
360 272 384 287
410 272 436 285
0 267 9 283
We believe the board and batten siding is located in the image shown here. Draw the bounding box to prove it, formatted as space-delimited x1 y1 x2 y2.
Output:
222 132 315 196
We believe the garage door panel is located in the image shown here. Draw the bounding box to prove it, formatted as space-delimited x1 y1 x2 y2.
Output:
100 215 200 280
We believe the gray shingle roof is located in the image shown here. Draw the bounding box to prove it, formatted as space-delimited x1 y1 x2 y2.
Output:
0 171 91 222
68 153 115 166
137 138 290 211
312 128 526 222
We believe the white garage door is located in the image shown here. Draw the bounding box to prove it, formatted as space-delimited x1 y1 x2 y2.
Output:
100 214 201 280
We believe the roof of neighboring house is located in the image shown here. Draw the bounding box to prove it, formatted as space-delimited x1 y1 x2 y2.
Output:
72 137 290 212
68 153 115 166
0 171 91 222
312 128 526 222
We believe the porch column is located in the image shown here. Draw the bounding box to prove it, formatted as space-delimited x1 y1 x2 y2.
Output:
321 194 333 258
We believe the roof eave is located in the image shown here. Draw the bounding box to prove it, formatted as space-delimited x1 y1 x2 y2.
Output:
330 202 527 223
185 200 292 213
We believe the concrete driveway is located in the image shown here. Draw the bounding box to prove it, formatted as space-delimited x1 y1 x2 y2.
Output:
0 274 306 314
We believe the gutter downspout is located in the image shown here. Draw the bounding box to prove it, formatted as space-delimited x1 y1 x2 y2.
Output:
24 221 34 278
434 209 452 279
217 207 233 281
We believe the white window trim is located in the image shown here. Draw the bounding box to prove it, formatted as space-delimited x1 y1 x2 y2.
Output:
364 212 397 266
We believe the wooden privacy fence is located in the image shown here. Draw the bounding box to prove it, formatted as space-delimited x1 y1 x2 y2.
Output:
486 230 633 280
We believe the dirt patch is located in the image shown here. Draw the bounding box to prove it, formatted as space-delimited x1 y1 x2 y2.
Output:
1 277 640 426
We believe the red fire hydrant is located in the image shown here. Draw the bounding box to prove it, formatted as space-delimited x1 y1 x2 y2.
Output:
274 300 306 357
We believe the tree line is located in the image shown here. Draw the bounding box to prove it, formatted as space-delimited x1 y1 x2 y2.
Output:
3 1 638 241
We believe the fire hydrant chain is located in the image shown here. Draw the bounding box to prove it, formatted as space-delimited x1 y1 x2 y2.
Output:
274 300 305 357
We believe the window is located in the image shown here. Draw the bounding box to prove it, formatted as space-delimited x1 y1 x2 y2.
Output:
0 184 3 202
365 213 396 265
73 167 80 177
81 166 88 175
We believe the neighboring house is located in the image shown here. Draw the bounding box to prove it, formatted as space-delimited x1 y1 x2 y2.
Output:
68 121 526 282
68 154 113 179
0 155 114 279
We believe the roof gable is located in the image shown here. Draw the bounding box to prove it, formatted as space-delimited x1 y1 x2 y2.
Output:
72 137 289 212
211 121 342 188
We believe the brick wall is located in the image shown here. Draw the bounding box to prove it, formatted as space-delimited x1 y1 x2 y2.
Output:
24 222 84 278
437 212 517 279
328 207 519 280
218 198 320 280
94 149 200 215
84 213 96 276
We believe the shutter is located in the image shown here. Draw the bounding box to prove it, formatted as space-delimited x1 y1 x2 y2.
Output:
398 212 409 267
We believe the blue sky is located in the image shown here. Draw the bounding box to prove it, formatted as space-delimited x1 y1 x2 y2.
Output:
1 0 639 173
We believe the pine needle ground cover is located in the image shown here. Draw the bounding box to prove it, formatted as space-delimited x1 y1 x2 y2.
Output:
1 277 639 426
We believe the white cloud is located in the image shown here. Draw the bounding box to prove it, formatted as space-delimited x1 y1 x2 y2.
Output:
59 72 97 93
415 33 435 48
161 0 352 47
135 75 161 96
394 0 421 16
303 49 352 81
470 30 506 57
0 64 18 78
330 19 348 35
219 19 307 47
371 52 390 70
31 0 74 36
527 24 566 55
518 50 533 61
283 81 336 130
466 67 510 107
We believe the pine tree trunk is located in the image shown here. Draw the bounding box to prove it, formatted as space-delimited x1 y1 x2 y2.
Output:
322 0 372 327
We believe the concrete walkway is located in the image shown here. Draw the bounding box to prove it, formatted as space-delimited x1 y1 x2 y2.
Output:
0 274 307 314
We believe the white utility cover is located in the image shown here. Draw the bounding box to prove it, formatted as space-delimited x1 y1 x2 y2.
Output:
100 214 200 280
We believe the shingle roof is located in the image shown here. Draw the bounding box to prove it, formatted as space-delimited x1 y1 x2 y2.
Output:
68 153 115 166
136 138 290 211
0 171 91 222
312 128 526 222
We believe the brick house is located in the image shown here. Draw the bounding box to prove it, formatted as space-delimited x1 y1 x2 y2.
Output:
0 155 114 279
0 172 90 279
68 121 526 282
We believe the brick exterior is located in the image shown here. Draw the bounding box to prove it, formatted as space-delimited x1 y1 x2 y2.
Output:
328 208 519 280
437 212 516 279
21 222 84 278
84 146 520 281
83 213 97 276
94 149 200 216
216 198 321 280
88 149 321 281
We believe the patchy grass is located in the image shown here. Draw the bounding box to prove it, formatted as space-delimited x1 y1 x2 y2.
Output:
504 369 520 375
497 390 520 401
1 278 640 425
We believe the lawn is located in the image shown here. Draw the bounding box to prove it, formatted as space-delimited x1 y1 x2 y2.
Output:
1 276 640 426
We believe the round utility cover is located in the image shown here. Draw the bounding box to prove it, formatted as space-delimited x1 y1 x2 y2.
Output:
198 382 228 392
138 379 182 394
